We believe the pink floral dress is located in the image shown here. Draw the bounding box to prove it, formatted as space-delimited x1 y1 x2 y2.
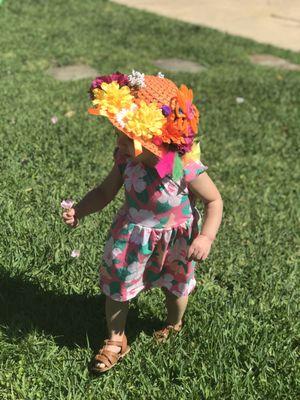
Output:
100 148 207 301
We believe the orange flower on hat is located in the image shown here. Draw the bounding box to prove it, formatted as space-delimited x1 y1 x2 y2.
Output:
173 85 199 135
161 119 185 145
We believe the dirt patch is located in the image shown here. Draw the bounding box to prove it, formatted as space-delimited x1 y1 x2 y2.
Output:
249 54 300 71
47 64 99 81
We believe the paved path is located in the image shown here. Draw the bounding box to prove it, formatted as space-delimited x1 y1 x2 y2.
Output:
112 0 300 52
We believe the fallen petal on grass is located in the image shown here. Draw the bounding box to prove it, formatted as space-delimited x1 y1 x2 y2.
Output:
236 97 245 104
51 116 58 124
71 249 80 258
64 110 75 118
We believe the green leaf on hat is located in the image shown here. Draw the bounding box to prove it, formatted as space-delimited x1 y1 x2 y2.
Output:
172 153 183 181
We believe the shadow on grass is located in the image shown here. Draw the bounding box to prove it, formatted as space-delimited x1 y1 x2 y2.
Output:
0 271 161 350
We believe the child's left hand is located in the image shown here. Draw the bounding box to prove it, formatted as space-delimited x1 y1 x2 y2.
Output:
188 235 213 261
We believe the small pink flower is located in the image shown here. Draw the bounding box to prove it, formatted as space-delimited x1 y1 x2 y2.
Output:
71 249 80 258
152 136 163 145
51 116 58 124
61 199 74 209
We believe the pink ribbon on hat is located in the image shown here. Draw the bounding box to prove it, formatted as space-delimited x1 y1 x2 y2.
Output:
155 151 176 178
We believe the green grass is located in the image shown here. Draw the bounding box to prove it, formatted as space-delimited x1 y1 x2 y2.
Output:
0 0 299 398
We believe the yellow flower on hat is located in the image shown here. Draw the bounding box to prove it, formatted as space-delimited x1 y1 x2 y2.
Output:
92 82 134 116
126 101 165 140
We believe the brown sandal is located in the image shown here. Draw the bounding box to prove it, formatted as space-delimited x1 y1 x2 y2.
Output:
91 335 131 373
154 321 183 343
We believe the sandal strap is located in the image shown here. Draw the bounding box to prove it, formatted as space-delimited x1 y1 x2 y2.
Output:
95 349 120 367
92 335 129 371
105 335 128 353
154 323 183 339
154 327 170 337
166 324 182 332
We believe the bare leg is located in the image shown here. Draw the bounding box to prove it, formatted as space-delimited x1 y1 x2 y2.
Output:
96 296 129 369
162 288 189 328
106 296 129 338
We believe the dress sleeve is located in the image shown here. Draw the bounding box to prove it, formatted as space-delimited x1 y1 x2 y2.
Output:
183 160 208 183
113 147 127 175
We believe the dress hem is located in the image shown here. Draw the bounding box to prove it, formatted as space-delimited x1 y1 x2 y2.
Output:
100 278 197 302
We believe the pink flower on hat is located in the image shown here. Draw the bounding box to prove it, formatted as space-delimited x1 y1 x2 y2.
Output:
90 72 129 98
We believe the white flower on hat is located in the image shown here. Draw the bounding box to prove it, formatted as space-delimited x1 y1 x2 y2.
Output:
116 103 138 128
128 70 146 88
116 108 128 128
157 72 165 78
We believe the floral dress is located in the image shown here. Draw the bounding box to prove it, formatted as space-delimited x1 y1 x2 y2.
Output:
100 148 207 301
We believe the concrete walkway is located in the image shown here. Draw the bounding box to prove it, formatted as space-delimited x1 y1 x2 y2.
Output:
112 0 300 52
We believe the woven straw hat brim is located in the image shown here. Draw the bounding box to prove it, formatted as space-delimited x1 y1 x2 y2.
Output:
90 75 180 158
107 113 166 158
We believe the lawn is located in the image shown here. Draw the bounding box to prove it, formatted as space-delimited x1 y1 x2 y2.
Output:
0 0 299 399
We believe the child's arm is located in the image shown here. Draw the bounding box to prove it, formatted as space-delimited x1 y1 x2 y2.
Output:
62 163 123 227
187 172 223 261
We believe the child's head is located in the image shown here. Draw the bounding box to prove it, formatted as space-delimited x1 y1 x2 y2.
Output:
88 71 200 177
116 130 159 166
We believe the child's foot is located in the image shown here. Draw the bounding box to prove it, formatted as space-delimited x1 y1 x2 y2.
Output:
91 336 130 373
95 343 121 370
154 320 183 342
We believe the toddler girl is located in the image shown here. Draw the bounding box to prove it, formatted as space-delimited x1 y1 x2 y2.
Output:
62 71 223 373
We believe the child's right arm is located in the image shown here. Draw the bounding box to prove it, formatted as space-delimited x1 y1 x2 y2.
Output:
62 163 123 227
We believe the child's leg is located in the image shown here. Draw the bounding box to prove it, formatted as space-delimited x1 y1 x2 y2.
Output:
106 296 129 340
96 296 129 369
162 288 188 328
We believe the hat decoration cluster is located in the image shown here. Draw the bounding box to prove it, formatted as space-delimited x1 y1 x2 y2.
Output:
88 70 200 157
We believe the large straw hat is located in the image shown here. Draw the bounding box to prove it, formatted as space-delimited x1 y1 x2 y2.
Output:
88 71 199 159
